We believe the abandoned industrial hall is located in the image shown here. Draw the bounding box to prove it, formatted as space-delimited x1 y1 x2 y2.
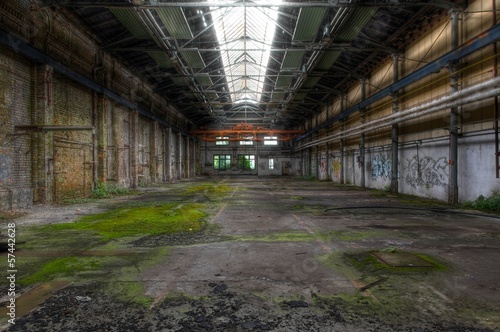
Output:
1 0 500 331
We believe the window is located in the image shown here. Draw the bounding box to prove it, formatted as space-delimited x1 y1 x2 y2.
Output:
213 155 231 170
269 159 274 170
215 136 229 145
264 136 278 146
237 154 255 170
240 136 253 145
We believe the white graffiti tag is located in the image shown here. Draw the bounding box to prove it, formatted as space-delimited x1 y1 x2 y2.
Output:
405 156 449 189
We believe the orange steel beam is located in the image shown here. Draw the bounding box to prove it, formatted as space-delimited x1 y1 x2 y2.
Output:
189 129 304 142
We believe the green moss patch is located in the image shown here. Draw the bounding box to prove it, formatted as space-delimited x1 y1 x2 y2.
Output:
42 203 207 239
233 232 317 242
19 256 102 285
319 230 376 241
183 183 233 197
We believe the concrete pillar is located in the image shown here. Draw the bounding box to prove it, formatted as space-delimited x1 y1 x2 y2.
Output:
130 110 139 188
166 127 173 182
34 64 54 204
150 121 158 183
186 137 191 178
391 54 399 194
178 132 182 180
360 79 366 188
448 10 459 205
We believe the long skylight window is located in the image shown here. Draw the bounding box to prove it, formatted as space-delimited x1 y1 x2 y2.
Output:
211 0 282 104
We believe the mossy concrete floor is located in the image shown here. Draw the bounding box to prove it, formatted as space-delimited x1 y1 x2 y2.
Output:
1 176 500 331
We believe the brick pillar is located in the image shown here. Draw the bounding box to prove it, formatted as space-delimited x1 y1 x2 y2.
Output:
96 95 108 184
34 64 54 204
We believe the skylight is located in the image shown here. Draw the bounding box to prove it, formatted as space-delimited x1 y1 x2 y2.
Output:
211 0 282 105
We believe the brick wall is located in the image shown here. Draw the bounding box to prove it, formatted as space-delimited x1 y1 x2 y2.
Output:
0 0 196 210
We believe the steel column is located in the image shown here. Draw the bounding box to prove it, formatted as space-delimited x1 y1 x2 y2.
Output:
360 79 366 188
449 10 459 205
391 54 399 194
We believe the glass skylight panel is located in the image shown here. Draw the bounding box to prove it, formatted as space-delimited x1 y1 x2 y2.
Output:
211 0 282 105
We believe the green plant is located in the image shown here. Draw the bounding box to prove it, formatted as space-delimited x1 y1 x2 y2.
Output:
90 181 110 198
463 193 500 212
90 181 130 199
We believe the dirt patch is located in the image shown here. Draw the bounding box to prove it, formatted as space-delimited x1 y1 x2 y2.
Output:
4 282 496 332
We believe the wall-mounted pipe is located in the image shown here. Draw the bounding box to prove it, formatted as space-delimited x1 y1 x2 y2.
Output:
295 23 500 142
296 77 500 150
296 84 500 151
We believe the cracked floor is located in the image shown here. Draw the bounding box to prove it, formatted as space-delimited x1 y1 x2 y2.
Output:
1 176 500 331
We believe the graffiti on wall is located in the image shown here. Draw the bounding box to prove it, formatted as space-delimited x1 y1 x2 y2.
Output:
371 154 391 180
331 158 341 179
405 156 449 189
320 156 327 178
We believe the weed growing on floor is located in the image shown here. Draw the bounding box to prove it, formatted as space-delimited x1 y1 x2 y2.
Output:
43 203 207 239
19 256 102 285
90 181 131 199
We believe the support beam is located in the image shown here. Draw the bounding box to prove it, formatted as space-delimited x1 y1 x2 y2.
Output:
295 23 500 142
448 10 460 205
131 111 139 188
391 54 399 194
151 121 158 183
65 1 459 9
178 132 183 180
33 65 54 204
187 138 191 178
360 79 366 189
166 127 173 182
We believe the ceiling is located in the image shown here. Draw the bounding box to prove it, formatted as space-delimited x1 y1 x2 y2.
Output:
60 0 463 130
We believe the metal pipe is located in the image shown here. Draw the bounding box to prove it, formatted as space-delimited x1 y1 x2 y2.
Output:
391 54 399 194
449 10 459 205
295 23 500 142
296 87 500 151
493 0 499 178
298 77 500 149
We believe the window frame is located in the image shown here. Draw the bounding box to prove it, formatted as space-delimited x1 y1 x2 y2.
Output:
213 154 232 170
237 154 256 170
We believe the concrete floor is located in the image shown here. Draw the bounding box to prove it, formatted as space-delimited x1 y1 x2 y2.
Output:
2 176 500 331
